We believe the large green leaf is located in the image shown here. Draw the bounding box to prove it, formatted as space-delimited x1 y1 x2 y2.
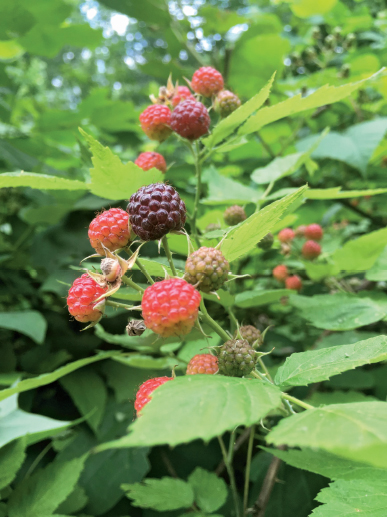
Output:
8 455 87 517
366 245 387 281
267 402 387 469
96 376 281 450
80 129 164 200
275 336 387 388
240 72 382 135
0 172 87 191
332 228 387 272
98 0 171 24
306 187 387 199
122 477 194 511
202 166 261 204
286 0 337 17
221 185 308 262
0 311 47 344
188 467 228 513
235 289 292 308
0 438 26 490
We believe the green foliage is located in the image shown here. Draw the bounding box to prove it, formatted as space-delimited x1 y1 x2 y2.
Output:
0 439 26 490
122 477 194 511
188 467 228 513
0 311 47 344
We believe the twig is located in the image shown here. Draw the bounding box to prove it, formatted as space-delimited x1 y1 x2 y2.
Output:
216 427 252 476
161 236 177 276
218 436 241 517
243 425 256 514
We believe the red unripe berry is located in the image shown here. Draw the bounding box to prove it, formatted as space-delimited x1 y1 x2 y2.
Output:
278 228 295 243
295 225 307 237
135 152 167 173
134 377 173 415
273 265 289 282
170 99 210 140
304 224 323 241
88 208 131 256
191 67 224 97
139 105 172 141
285 275 302 291
302 240 322 260
142 278 201 337
67 274 107 323
172 86 195 107
186 354 218 375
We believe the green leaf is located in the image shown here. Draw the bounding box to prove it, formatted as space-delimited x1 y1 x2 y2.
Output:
289 293 387 330
0 311 47 344
98 0 171 24
96 376 281 450
188 467 228 513
60 368 107 432
221 185 308 262
199 5 247 36
202 166 261 204
0 351 118 402
0 40 24 60
8 455 87 517
122 477 194 511
0 438 26 490
235 289 292 308
286 0 338 18
306 187 387 199
0 172 87 191
267 401 387 469
80 129 164 200
202 73 275 149
275 335 387 388
366 245 387 281
133 257 183 277
332 228 387 272
240 72 382 135
304 262 340 281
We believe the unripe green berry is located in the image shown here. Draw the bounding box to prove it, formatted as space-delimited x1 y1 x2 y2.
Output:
257 233 274 250
217 339 257 377
224 205 246 226
235 325 263 348
184 247 230 293
214 90 241 118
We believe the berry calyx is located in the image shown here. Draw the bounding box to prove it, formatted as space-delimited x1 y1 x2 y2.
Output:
235 325 263 348
139 105 172 141
141 278 201 337
217 339 257 377
214 90 241 117
302 240 322 260
191 67 224 97
67 274 107 323
88 208 131 256
172 85 195 107
134 377 173 415
170 99 210 140
101 258 121 282
127 183 186 241
135 152 167 173
224 205 247 226
258 233 274 250
273 265 289 282
186 354 218 375
285 275 303 291
278 228 295 243
304 224 323 241
184 247 230 293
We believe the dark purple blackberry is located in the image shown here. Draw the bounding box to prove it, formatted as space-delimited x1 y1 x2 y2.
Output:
127 183 186 241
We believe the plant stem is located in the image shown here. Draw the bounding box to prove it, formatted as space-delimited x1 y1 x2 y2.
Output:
281 392 314 411
228 428 237 464
243 425 256 515
161 235 177 276
106 300 135 310
257 357 273 383
218 436 241 517
199 300 230 342
121 275 144 293
126 248 154 285
190 140 202 248
227 307 239 333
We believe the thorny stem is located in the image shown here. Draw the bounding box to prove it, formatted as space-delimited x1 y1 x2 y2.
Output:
121 275 144 293
199 300 230 342
243 425 256 515
218 436 241 517
161 235 177 276
190 140 203 248
106 300 135 310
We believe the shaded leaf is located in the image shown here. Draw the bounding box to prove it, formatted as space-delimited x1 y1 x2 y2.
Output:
235 289 292 308
122 477 194 511
0 311 47 345
188 467 228 513
0 438 26 490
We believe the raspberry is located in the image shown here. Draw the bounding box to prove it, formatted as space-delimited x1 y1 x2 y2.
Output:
257 233 274 250
295 225 307 237
217 339 257 377
170 100 210 140
278 228 295 243
135 152 167 173
224 205 246 226
273 265 289 282
141 278 201 337
285 275 302 291
191 67 224 97
186 354 218 375
302 240 322 260
184 247 230 293
67 274 107 323
134 377 173 415
88 208 131 256
215 90 241 117
139 105 172 141
172 86 195 107
127 183 186 241
235 325 263 348
304 224 323 241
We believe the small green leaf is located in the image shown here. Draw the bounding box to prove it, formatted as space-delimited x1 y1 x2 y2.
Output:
275 335 387 387
288 0 337 17
188 467 228 513
332 228 387 272
0 172 87 191
0 311 47 344
122 477 194 511
235 289 292 308
0 438 26 490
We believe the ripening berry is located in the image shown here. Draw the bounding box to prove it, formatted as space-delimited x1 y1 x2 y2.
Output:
224 205 246 226
135 152 167 173
217 339 257 377
67 274 107 323
302 240 322 260
139 104 172 141
295 225 307 237
285 275 302 291
141 278 201 337
134 377 173 415
214 90 241 117
258 233 274 250
184 247 230 293
186 354 218 375
170 99 210 140
273 265 289 282
278 228 295 243
172 86 195 107
88 208 131 256
304 224 323 241
235 325 263 348
191 67 224 97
